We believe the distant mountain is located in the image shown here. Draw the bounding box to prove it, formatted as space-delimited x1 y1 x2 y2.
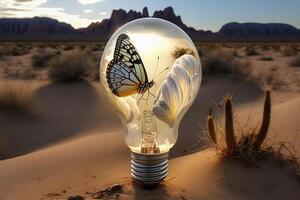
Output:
0 17 78 40
218 22 300 41
152 7 213 39
0 7 300 41
79 7 149 38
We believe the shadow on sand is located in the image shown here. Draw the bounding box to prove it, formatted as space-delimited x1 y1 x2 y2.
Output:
0 77 263 160
170 77 263 158
129 179 185 200
0 82 120 159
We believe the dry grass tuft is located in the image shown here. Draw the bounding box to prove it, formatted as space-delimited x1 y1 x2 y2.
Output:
206 92 300 178
290 55 300 67
281 46 297 57
202 50 251 80
63 44 74 51
255 67 287 90
172 46 195 58
31 49 61 68
0 81 37 115
48 51 94 83
0 45 30 57
260 56 274 61
246 46 260 56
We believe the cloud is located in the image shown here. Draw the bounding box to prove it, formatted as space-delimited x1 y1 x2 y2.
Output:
99 11 107 15
0 0 47 7
77 0 105 5
83 9 92 13
0 0 103 28
15 0 34 2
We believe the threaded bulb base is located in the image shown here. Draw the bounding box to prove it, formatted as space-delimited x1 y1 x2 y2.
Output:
131 152 168 187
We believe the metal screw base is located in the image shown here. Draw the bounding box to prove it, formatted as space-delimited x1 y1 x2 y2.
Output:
131 151 168 187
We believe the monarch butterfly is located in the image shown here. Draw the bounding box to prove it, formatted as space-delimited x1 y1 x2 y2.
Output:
106 34 167 101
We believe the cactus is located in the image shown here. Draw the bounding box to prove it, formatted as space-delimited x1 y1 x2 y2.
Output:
225 97 236 151
207 109 217 144
253 91 271 149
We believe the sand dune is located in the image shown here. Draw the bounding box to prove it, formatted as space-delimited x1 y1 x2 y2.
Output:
0 76 299 199
235 95 300 152
1 129 299 199
0 78 263 159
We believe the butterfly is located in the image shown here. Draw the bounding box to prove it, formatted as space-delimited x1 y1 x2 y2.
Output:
106 34 165 101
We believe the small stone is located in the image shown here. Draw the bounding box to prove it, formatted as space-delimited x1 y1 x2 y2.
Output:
67 195 84 200
92 184 123 199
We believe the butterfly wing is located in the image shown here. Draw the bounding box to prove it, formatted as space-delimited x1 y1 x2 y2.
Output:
106 59 141 97
114 34 148 83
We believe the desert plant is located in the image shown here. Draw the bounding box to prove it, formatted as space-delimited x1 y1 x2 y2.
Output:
207 109 217 144
253 91 271 150
48 51 93 82
258 67 287 90
80 44 86 50
63 44 74 51
202 50 251 79
260 56 273 61
31 49 60 68
281 46 297 57
261 44 270 51
208 91 272 159
225 97 236 151
11 46 30 56
0 82 37 115
172 46 194 58
290 55 300 67
197 46 210 57
0 45 30 57
232 49 242 58
0 47 8 58
246 47 260 56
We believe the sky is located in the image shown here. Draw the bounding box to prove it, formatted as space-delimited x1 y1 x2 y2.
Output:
0 0 300 32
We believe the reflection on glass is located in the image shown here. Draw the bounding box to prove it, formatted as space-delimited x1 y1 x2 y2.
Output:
100 18 202 154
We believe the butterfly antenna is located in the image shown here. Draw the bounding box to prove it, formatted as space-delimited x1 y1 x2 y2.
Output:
153 56 159 79
153 66 169 80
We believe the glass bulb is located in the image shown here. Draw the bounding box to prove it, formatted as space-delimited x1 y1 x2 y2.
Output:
99 18 201 186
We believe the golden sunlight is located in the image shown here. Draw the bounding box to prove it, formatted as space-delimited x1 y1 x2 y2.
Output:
129 33 164 54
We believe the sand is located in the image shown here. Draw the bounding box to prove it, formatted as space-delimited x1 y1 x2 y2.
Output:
1 45 300 199
0 77 299 200
0 128 299 199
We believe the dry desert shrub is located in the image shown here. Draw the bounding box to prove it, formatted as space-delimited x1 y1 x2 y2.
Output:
0 81 37 115
48 51 94 82
89 44 104 52
245 46 260 56
172 46 195 58
197 46 210 57
232 49 242 58
3 67 37 80
0 44 30 57
260 56 274 61
255 67 287 90
270 44 282 52
2 59 37 80
281 46 297 57
260 44 271 51
63 44 74 51
205 92 299 176
202 50 251 80
31 49 61 68
79 44 86 50
290 55 300 67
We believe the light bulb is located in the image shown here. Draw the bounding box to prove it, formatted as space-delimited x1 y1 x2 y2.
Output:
100 18 201 186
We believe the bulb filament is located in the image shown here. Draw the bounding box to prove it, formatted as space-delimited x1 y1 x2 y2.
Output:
141 110 160 154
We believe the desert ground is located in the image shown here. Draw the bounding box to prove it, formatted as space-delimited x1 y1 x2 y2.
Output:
0 42 300 200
